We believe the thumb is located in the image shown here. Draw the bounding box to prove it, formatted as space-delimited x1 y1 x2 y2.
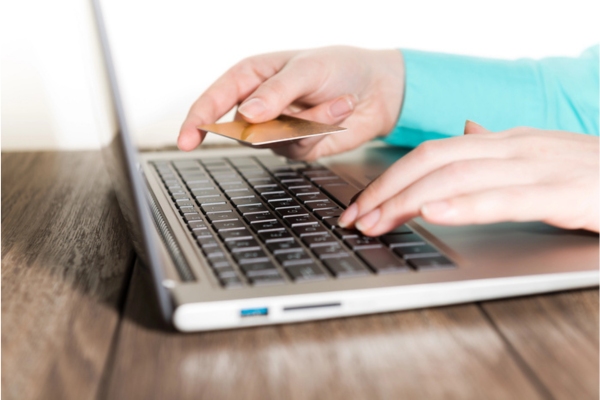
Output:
236 63 320 123
464 120 492 135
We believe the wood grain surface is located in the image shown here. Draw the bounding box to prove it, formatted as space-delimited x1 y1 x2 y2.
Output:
482 290 599 399
1 152 135 400
102 262 544 400
2 151 598 400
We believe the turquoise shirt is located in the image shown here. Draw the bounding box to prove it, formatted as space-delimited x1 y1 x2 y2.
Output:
385 45 599 148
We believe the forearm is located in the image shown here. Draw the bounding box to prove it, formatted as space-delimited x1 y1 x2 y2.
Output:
385 46 599 148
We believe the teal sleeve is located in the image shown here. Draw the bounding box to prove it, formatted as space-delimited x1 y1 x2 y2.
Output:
384 45 599 148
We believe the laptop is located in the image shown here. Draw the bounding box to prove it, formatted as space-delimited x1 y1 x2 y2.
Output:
91 0 599 332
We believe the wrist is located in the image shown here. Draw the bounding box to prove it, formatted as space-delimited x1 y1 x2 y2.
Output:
373 49 405 137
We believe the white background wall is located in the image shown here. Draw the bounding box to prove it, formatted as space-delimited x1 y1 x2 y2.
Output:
2 0 598 151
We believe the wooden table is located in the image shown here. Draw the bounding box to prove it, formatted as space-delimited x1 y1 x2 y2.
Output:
2 151 598 400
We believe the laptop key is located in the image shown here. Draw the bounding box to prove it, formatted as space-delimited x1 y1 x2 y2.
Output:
275 250 314 266
254 185 284 195
266 240 302 254
285 214 319 227
276 207 308 218
314 208 343 220
211 260 234 270
224 188 252 198
252 220 285 232
230 196 261 206
245 212 277 224
322 257 370 278
240 261 279 277
290 187 320 196
271 199 300 209
311 244 350 259
185 179 211 186
219 228 253 242
302 170 335 179
322 217 342 230
183 213 203 221
226 239 261 252
281 178 311 187
333 228 360 239
233 249 270 264
196 236 218 247
297 193 329 204
312 177 347 188
201 203 234 214
220 276 244 289
394 245 440 259
188 220 207 230
381 233 425 248
179 206 195 215
302 233 337 247
408 256 455 270
227 156 256 165
241 170 270 179
247 177 278 187
305 199 335 211
213 176 241 185
212 220 245 231
192 188 219 197
286 263 327 282
258 230 294 243
195 195 225 204
263 192 293 201
237 204 269 215
356 248 411 274
206 212 238 223
345 237 383 250
293 224 328 237
216 269 238 279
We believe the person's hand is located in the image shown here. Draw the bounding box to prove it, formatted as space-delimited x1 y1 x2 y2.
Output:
179 46 405 161
338 121 600 234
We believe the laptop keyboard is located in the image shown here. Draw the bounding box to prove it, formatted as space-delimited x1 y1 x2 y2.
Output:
151 156 455 288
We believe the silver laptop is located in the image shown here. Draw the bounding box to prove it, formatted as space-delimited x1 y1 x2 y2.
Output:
92 0 599 332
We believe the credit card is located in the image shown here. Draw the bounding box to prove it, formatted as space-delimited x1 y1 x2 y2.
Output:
198 115 346 146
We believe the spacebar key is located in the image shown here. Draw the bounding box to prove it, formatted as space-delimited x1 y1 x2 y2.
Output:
321 184 359 207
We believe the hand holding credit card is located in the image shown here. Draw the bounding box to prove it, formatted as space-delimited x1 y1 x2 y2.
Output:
198 115 346 146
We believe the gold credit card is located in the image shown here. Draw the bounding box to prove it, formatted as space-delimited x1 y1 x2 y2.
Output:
198 115 346 146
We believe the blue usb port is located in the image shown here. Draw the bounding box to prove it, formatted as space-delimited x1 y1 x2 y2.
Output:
240 307 269 317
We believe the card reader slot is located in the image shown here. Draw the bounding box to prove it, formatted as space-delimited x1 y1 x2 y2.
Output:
283 302 341 312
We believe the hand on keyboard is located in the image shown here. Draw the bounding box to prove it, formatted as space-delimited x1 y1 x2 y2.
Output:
339 122 600 235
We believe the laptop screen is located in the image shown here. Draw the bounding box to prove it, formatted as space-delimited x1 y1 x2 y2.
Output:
91 0 172 319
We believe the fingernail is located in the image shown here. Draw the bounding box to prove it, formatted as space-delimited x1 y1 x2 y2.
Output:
338 203 358 228
329 96 354 118
355 208 381 232
464 120 488 135
421 200 455 220
238 98 266 119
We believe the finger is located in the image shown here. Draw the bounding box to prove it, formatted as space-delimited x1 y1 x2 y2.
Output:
178 52 295 151
464 120 492 135
338 134 509 227
419 184 574 227
270 111 381 161
236 58 329 123
351 158 540 236
293 94 357 124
